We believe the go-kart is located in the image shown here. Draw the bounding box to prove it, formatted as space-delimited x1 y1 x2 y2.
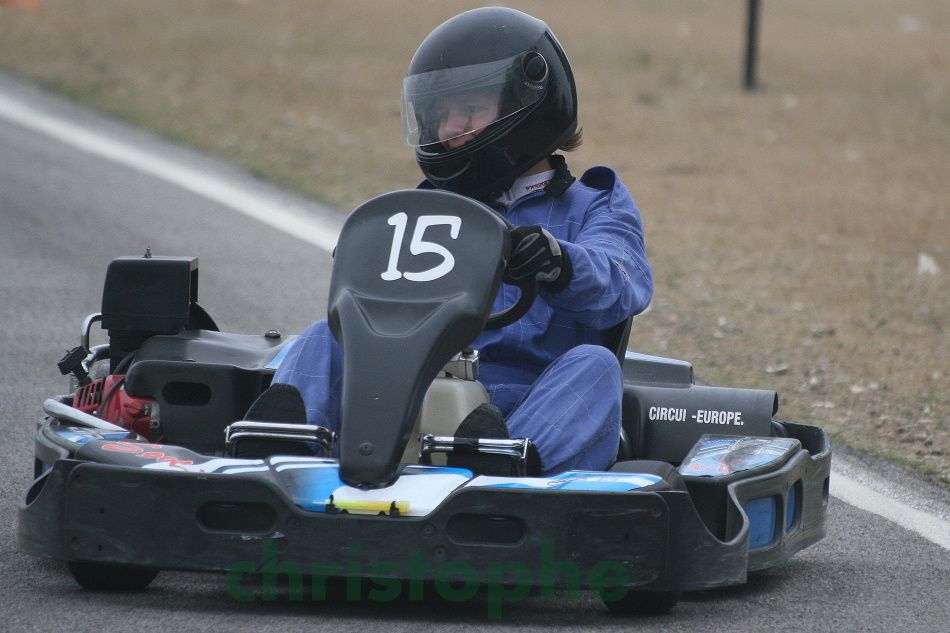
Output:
18 189 830 616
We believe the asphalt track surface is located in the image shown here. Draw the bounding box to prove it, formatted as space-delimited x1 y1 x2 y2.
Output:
1 73 947 632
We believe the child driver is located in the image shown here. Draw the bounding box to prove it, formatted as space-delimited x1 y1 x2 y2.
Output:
273 7 653 476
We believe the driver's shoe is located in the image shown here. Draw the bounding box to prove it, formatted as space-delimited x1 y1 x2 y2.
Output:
447 403 526 476
235 383 313 458
244 383 307 423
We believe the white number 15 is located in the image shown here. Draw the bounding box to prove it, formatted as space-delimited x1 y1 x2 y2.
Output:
381 212 461 282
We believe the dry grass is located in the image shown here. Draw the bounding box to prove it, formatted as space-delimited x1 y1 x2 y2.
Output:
1 0 947 483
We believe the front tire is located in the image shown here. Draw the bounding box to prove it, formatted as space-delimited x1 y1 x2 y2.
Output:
68 561 158 591
600 589 679 615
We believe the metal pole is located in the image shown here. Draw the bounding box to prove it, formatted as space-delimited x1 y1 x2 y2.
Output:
744 0 761 90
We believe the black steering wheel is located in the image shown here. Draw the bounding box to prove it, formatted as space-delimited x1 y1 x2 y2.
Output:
484 277 537 329
483 215 539 330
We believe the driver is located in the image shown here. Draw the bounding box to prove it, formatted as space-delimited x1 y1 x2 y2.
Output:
272 7 653 476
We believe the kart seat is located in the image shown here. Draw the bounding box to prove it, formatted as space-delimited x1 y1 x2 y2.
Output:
602 316 634 364
602 316 636 461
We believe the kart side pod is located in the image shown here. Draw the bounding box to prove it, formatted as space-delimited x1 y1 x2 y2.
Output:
622 382 779 463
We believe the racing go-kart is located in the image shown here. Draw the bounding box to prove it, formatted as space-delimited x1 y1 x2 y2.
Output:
18 189 831 615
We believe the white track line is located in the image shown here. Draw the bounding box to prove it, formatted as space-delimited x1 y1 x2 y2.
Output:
2 87 948 551
0 91 340 252
831 468 949 550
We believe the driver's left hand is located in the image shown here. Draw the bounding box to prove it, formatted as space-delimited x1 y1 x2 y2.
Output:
504 225 573 292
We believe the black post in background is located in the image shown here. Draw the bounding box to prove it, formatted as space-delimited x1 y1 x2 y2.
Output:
743 0 761 90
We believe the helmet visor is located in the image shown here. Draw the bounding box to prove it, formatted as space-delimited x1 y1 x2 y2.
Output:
402 54 547 147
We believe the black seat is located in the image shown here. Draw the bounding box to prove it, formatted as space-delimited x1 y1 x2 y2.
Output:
602 316 634 364
604 316 635 460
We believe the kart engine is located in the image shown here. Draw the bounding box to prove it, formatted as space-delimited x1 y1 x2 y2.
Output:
58 254 201 439
72 374 158 438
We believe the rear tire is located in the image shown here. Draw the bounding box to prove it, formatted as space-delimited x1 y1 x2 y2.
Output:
68 561 158 591
600 589 679 615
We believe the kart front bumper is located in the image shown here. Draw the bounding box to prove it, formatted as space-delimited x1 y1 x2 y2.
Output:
18 443 829 593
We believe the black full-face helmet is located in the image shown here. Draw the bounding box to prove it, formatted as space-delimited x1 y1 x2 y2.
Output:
402 7 577 202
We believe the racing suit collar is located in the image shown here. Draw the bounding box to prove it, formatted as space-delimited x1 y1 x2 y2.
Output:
496 169 556 207
495 154 576 209
543 154 575 197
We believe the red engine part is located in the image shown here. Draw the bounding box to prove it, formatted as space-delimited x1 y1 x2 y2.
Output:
72 375 158 437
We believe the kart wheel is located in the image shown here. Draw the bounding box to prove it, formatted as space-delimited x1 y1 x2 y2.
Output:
600 589 679 616
67 561 158 591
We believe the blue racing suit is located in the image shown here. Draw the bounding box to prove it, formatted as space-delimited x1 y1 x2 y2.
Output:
273 160 653 475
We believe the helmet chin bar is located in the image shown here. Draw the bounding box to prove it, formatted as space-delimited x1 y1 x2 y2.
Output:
418 142 526 203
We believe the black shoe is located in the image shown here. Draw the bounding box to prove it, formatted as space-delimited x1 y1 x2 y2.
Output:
244 383 307 423
446 403 519 476
234 384 312 458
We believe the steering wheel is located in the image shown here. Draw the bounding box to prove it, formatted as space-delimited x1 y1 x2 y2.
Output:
484 277 537 329
482 213 539 330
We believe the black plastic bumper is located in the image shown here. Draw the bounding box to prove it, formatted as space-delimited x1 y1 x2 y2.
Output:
18 426 829 593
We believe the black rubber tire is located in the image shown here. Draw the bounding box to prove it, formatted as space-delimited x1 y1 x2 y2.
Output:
68 561 158 591
600 589 679 615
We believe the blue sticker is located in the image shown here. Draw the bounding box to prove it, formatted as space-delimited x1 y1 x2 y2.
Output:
58 433 97 446
101 432 132 439
403 464 472 476
279 465 345 511
557 478 659 492
472 471 662 492
744 496 778 549
56 428 134 445
786 485 798 532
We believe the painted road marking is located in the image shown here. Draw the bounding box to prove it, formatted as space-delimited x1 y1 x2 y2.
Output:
831 467 949 551
0 91 341 253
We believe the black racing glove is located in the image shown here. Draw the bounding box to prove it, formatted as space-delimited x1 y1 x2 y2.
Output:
504 225 573 293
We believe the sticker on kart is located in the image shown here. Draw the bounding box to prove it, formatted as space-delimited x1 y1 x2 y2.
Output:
275 462 470 516
70 437 266 473
65 434 671 516
465 471 663 491
678 435 800 477
55 427 132 446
